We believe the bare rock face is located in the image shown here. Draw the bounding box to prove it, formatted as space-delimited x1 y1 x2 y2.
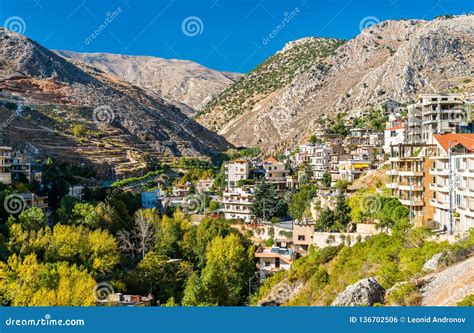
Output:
197 15 474 150
331 277 385 306
423 253 445 272
54 50 242 115
258 280 304 306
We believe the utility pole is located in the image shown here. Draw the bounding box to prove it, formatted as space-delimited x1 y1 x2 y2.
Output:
447 141 454 235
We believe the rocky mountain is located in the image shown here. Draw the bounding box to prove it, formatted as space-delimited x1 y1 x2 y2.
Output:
0 28 230 177
197 15 474 150
55 50 242 115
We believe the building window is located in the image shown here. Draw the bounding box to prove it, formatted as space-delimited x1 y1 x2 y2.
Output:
298 235 306 241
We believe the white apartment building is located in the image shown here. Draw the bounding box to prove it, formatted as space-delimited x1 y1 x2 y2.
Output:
0 146 12 185
384 124 406 153
224 159 250 189
309 145 333 181
429 134 474 234
263 157 289 193
222 185 255 223
407 94 465 144
338 159 371 182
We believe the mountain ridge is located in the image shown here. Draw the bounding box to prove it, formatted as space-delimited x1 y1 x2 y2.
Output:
54 50 242 115
0 28 231 177
196 15 474 150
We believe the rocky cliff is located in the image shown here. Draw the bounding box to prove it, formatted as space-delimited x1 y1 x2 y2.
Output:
197 15 474 150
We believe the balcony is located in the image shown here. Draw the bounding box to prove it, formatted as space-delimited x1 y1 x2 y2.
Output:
400 198 424 206
430 198 449 209
386 169 399 176
386 182 399 189
430 168 449 176
399 170 423 177
429 183 448 192
399 184 423 191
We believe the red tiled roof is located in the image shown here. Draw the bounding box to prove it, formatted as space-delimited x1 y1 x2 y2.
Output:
386 125 403 131
263 156 279 164
433 134 474 153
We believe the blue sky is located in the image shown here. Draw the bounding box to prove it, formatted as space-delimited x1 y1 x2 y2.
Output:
1 0 473 73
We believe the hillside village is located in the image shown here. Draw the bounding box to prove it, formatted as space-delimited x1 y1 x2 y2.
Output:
0 14 473 308
1 91 473 306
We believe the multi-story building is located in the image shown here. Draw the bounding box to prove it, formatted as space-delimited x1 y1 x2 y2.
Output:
222 185 255 223
197 178 214 193
292 220 315 252
384 124 406 154
68 186 84 200
255 246 295 279
407 94 466 144
386 144 436 226
0 146 12 185
10 144 39 183
429 134 474 234
224 159 250 189
338 159 371 182
263 157 289 193
329 152 351 182
172 183 191 197
309 145 333 181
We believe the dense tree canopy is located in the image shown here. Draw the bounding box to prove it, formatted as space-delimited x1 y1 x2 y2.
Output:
251 181 287 220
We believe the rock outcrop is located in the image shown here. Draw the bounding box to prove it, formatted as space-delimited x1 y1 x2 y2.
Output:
197 15 474 150
422 253 444 272
331 277 385 306
420 256 474 306
258 281 304 306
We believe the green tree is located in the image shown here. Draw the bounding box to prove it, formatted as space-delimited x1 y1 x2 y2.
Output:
8 224 119 275
182 234 254 306
126 251 192 304
333 191 351 230
331 121 348 137
16 208 46 231
0 253 96 306
71 203 101 228
316 208 335 231
56 196 81 223
321 171 332 188
288 184 317 219
187 217 231 267
251 181 287 220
